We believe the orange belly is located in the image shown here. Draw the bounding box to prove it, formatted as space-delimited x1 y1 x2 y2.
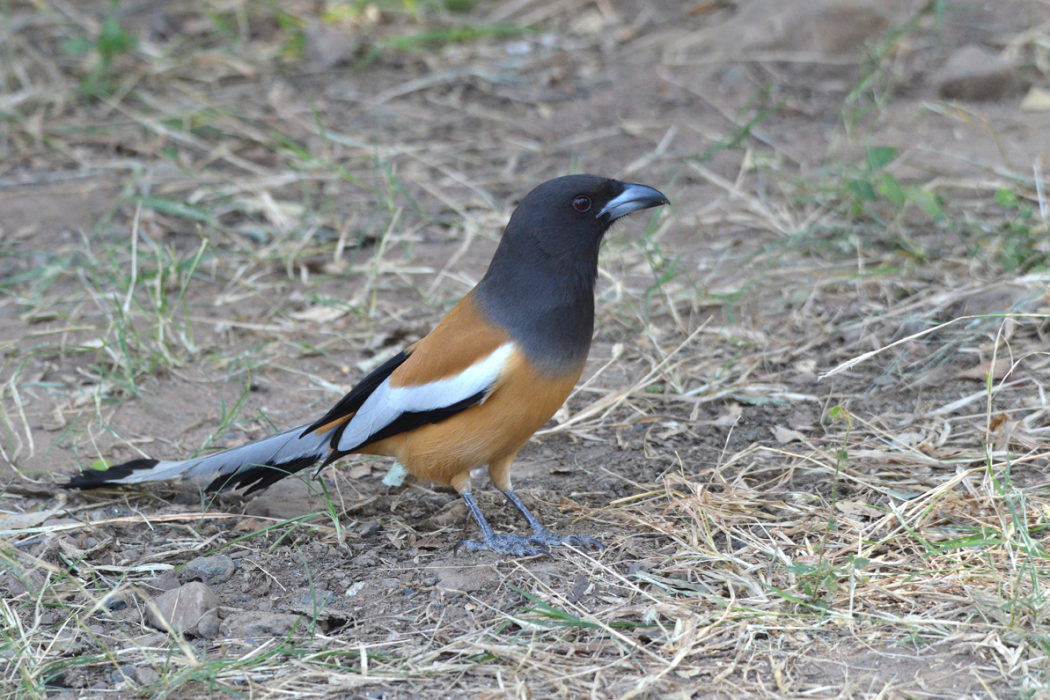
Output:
358 350 582 490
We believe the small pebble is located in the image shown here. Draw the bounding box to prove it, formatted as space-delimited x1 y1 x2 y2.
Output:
134 666 161 686
179 555 236 586
359 521 383 538
147 582 220 638
300 590 335 607
110 665 135 683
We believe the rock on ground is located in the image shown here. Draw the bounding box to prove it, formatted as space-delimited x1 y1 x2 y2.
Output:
245 478 324 519
178 554 236 586
144 570 180 593
220 611 304 639
433 565 499 593
677 0 889 57
147 582 220 638
300 590 336 608
134 666 161 686
933 45 1020 101
304 19 358 70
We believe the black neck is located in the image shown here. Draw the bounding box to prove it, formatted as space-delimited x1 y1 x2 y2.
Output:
474 239 598 376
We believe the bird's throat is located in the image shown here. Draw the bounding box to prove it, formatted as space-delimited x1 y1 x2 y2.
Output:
475 262 596 376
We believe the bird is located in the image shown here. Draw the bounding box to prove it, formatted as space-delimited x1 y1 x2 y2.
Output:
66 174 669 556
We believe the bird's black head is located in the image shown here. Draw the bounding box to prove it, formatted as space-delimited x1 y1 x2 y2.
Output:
499 175 669 264
476 175 668 374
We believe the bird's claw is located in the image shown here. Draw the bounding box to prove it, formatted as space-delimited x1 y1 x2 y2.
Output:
453 531 602 557
527 530 605 552
453 533 551 558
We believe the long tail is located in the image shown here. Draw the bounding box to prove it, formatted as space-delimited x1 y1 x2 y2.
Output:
65 424 332 496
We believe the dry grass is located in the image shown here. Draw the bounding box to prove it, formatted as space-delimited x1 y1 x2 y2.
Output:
2 0 1050 698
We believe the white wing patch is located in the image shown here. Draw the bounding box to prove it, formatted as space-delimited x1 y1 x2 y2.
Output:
336 342 515 452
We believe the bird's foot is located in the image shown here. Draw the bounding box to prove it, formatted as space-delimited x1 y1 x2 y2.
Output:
454 533 551 558
527 528 604 552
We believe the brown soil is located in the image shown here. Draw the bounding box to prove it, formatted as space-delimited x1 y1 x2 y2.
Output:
2 0 1049 698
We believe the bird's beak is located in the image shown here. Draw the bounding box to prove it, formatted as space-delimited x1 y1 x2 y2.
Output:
597 183 669 220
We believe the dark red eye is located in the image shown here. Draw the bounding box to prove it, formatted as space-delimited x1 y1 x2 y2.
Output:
572 195 591 212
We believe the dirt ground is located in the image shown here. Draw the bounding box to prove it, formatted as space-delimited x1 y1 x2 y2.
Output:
2 0 1050 698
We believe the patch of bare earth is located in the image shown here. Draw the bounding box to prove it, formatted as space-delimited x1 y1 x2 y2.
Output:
2 0 1049 698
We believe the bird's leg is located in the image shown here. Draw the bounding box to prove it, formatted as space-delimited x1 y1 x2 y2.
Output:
451 466 551 556
453 492 551 557
500 490 603 551
485 453 602 552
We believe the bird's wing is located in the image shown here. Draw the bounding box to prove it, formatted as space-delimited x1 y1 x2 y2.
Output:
327 292 514 453
301 347 416 438
331 342 514 453
193 346 419 493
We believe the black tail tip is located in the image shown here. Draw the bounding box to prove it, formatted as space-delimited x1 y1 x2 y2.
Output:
65 459 160 490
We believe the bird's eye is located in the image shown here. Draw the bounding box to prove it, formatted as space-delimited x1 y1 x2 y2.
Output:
572 195 592 213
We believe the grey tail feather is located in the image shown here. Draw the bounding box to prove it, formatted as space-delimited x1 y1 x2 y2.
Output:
64 423 331 496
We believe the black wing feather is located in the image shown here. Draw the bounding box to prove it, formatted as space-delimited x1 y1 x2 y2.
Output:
302 350 412 438
305 346 493 471
327 389 487 463
204 455 323 495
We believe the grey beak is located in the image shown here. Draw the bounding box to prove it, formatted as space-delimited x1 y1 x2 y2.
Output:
597 183 669 220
